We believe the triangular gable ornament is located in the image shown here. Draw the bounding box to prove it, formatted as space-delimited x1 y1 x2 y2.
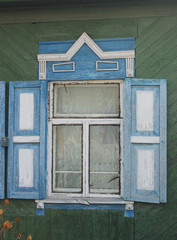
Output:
38 32 135 80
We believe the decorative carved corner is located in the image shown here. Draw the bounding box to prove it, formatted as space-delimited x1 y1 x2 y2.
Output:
39 61 46 80
125 203 134 211
36 201 44 209
126 57 134 77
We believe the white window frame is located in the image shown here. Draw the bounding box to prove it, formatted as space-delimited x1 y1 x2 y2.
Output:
46 79 125 203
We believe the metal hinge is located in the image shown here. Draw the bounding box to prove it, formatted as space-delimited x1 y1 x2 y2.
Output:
1 137 8 147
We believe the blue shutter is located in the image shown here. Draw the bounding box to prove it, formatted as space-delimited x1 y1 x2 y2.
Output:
0 82 5 199
7 81 47 199
124 78 167 203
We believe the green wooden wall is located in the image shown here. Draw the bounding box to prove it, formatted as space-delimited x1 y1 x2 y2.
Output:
0 1 177 239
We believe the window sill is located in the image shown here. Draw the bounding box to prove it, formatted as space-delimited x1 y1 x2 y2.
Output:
35 198 134 217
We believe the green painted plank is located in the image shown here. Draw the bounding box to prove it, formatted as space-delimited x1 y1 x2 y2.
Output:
136 16 177 49
44 209 51 240
99 210 110 240
136 18 177 65
90 210 102 240
0 24 37 78
50 209 60 240
137 16 157 35
109 211 119 240
0 2 177 24
0 4 176 240
35 18 137 42
136 46 177 78
79 210 93 240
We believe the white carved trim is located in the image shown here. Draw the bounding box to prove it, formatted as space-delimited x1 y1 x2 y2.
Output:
96 61 119 71
126 57 134 77
36 201 44 209
36 199 134 205
38 32 135 62
125 203 134 211
131 136 160 144
53 62 75 72
13 136 40 143
39 60 46 80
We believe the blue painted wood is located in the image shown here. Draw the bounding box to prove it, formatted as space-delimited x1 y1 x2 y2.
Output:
39 80 48 199
124 210 134 218
7 81 48 199
35 203 133 216
36 208 45 216
35 203 134 218
0 81 5 199
39 37 135 81
13 144 40 198
123 78 131 200
96 61 119 71
53 62 75 72
46 46 126 81
7 81 15 198
45 203 125 210
131 144 160 203
39 37 135 54
123 78 167 203
159 79 167 202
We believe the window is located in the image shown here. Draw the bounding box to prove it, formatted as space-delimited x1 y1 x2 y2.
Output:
47 80 124 200
5 34 167 216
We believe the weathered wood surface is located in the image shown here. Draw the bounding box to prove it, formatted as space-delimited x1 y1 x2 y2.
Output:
0 1 177 239
0 2 177 24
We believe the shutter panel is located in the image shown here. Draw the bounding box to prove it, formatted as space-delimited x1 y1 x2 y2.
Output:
0 82 5 199
124 78 167 203
7 81 47 199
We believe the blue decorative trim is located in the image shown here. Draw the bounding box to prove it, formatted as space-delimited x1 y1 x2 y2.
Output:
36 203 134 218
39 37 135 54
45 203 125 210
36 208 45 216
39 81 48 199
123 78 167 203
38 37 135 81
124 210 134 218
0 82 5 199
53 62 75 72
96 61 119 71
7 81 48 199
131 144 160 203
123 78 131 200
159 79 167 202
7 81 15 198
45 47 126 81
13 144 40 198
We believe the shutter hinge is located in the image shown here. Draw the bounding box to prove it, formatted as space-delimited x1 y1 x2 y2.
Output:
1 137 8 147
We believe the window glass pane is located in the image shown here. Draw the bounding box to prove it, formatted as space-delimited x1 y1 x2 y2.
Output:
53 125 82 193
89 125 120 194
54 84 119 116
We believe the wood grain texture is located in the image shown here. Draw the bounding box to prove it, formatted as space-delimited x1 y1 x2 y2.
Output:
135 14 177 240
0 2 177 24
